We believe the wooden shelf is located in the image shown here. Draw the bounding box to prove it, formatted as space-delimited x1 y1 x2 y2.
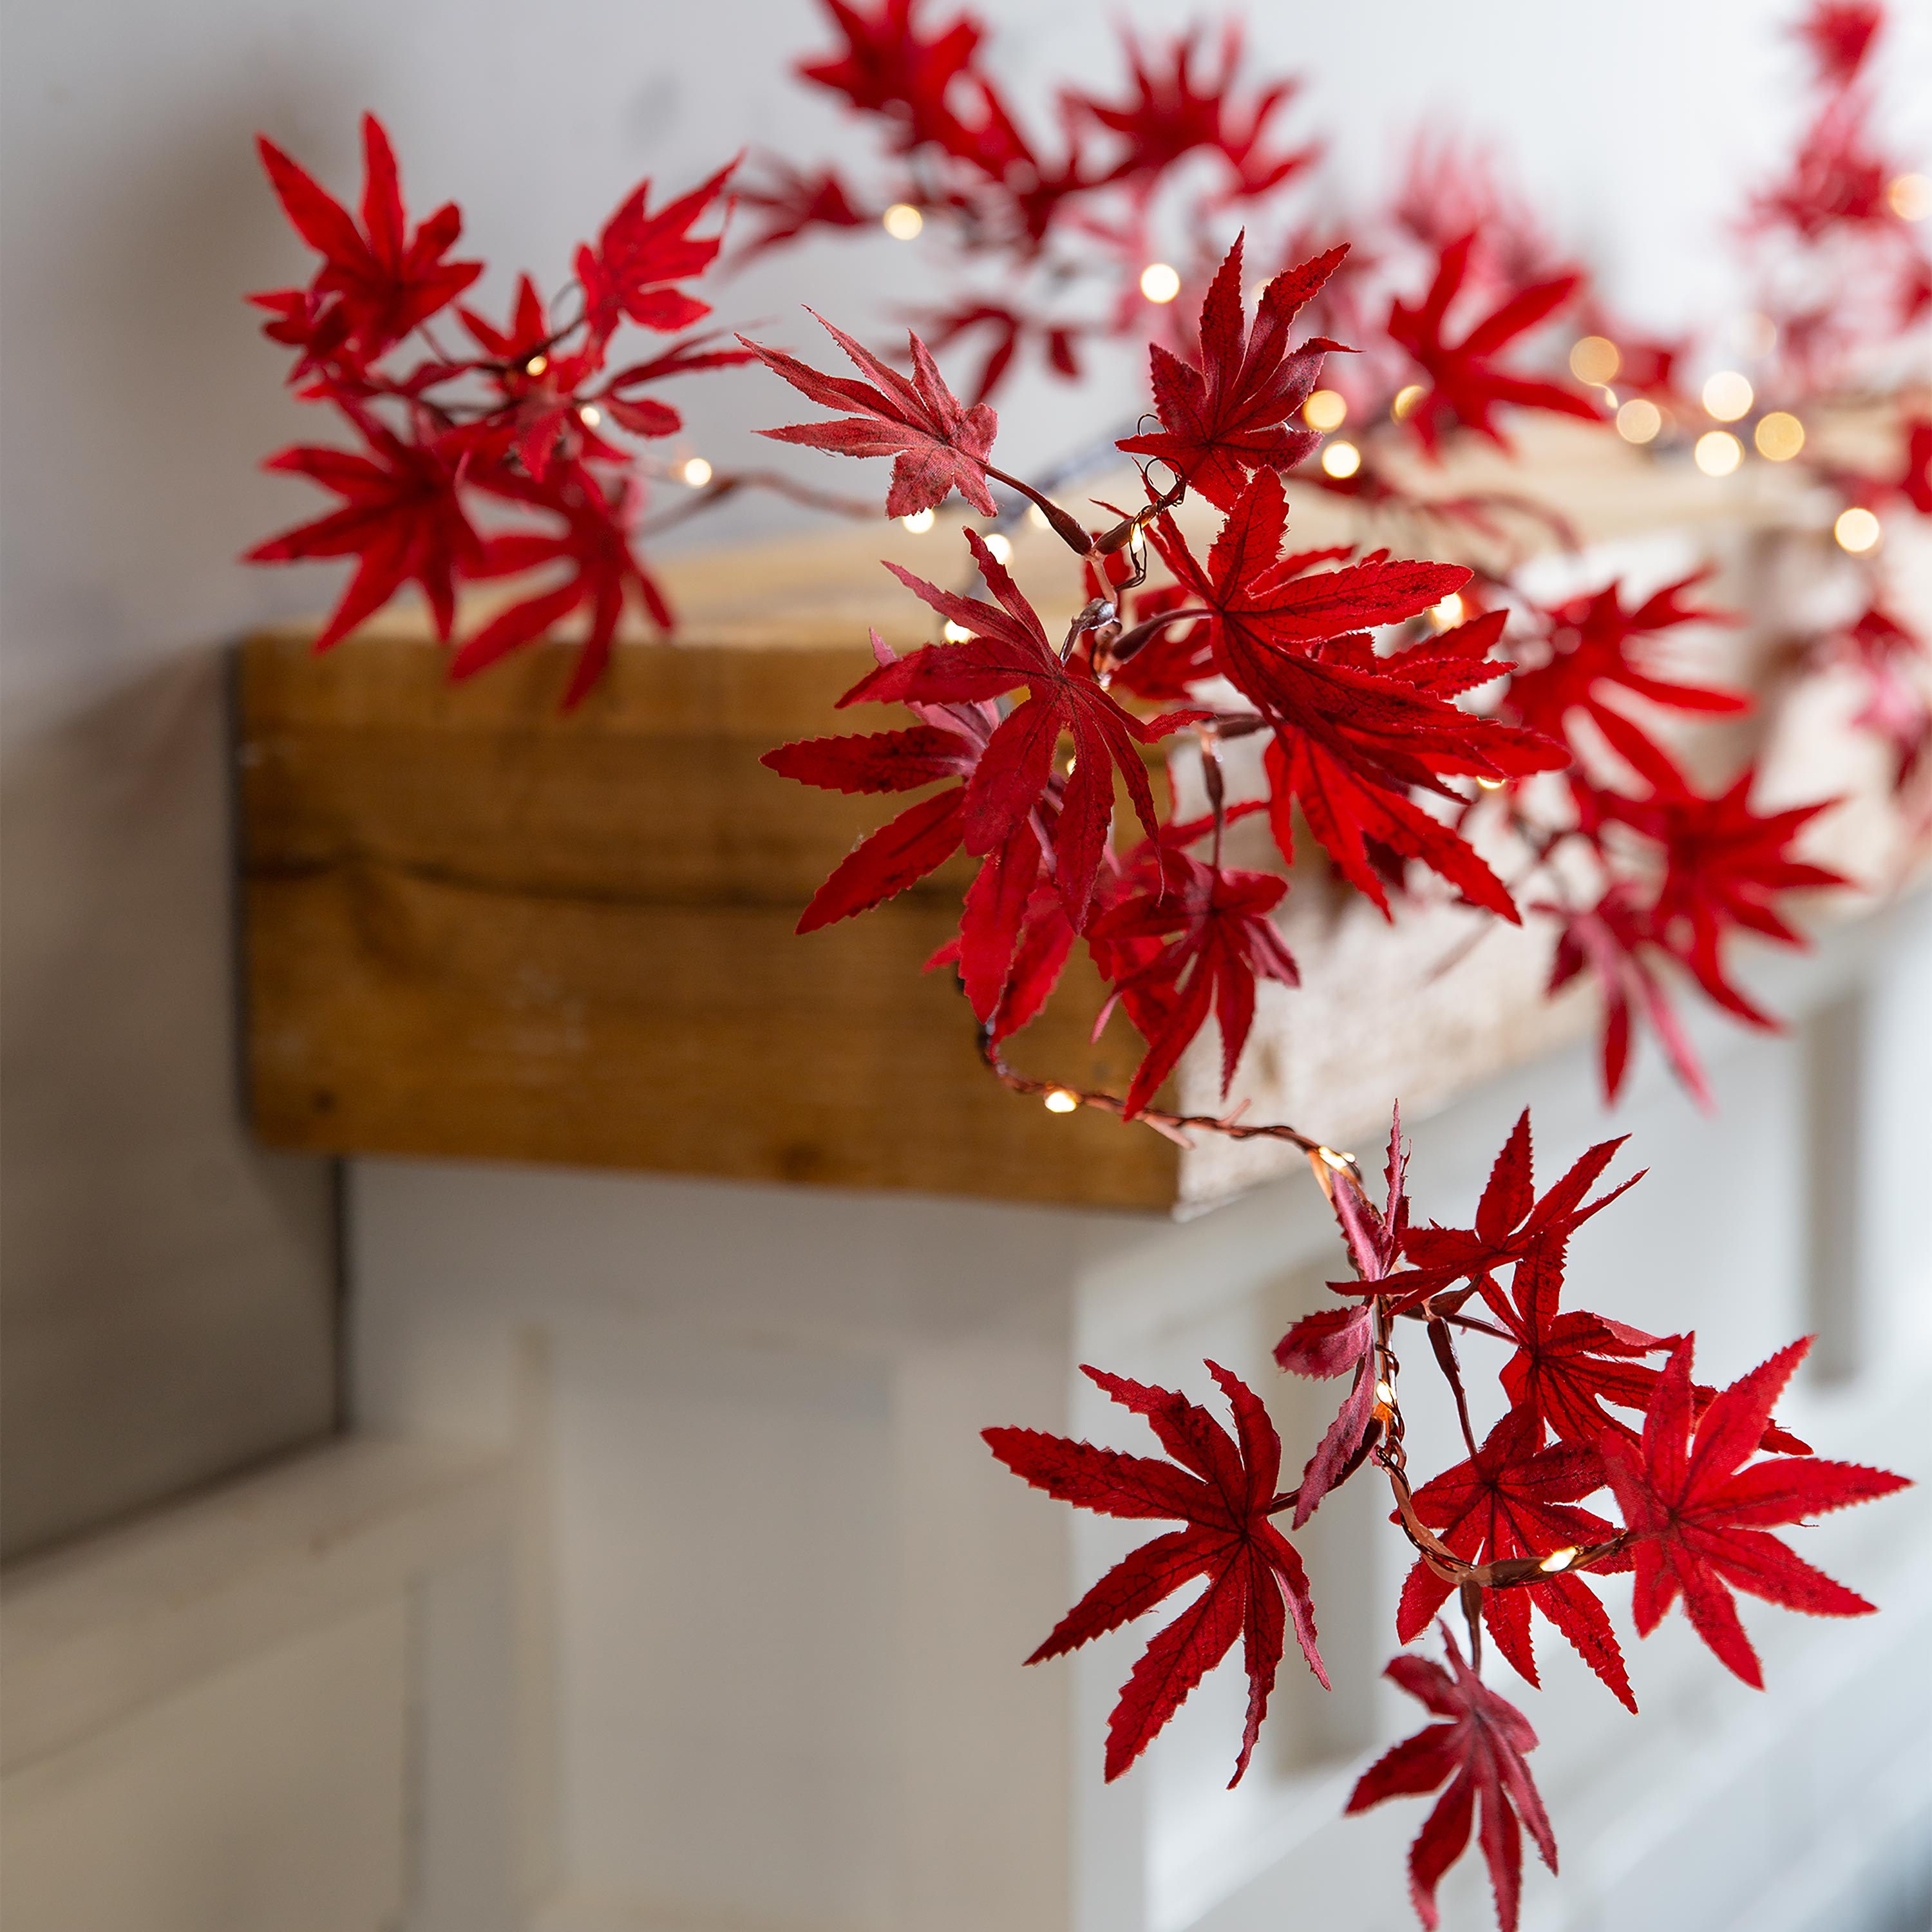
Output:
236 419 1911 1213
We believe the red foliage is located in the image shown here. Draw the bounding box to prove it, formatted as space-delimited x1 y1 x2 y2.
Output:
984 1361 1325 1785
1347 1624 1557 1932
1387 234 1602 455
1601 1338 1909 1687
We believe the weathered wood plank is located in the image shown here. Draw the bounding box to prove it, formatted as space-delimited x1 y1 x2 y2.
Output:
238 415 1919 1213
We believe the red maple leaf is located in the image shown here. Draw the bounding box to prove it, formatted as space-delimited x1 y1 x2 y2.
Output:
1831 601 1932 789
1117 235 1347 509
1394 1409 1634 1711
761 630 996 933
246 422 479 650
1387 1110 1642 1310
797 0 989 159
1798 0 1884 85
844 531 1198 929
450 468 670 706
1540 883 1712 1107
733 160 871 256
984 1360 1326 1785
1086 852 1300 1117
458 277 636 483
1504 569 1749 768
1596 766 1852 1028
1347 1624 1557 1932
575 163 734 343
1073 24 1318 201
1153 471 1566 914
253 115 482 365
1601 1336 1909 1687
743 314 999 517
1387 234 1601 455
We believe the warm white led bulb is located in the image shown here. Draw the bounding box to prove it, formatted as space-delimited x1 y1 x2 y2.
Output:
681 457 713 488
1139 261 1182 303
882 203 924 240
900 507 936 533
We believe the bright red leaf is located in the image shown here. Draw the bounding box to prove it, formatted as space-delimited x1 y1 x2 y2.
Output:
254 114 481 365
1117 234 1347 509
1387 234 1601 455
1347 1624 1557 1932
1600 1337 1908 1687
1088 853 1299 1117
743 313 999 516
1394 1408 1634 1711
985 1360 1326 1785
576 163 734 342
844 530 1199 930
247 422 479 650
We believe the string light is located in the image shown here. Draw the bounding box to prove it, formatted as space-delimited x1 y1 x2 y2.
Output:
1568 336 1620 385
1888 173 1931 222
1694 430 1741 476
900 507 936 533
882 203 923 240
1392 383 1426 421
1027 504 1050 529
681 457 713 488
982 531 1014 564
1043 1087 1079 1113
943 620 973 641
1616 397 1663 444
1754 412 1805 461
1432 592 1465 627
525 354 548 377
1140 261 1182 303
1539 1547 1580 1574
1374 1380 1397 1408
1701 370 1754 421
1477 777 1507 791
1303 388 1348 430
578 404 602 427
1316 1146 1354 1171
1835 506 1881 553
1321 440 1362 478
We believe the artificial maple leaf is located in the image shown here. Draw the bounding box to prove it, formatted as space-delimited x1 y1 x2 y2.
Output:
1074 24 1318 201
1387 234 1601 456
1799 0 1884 85
1153 471 1566 915
1086 853 1299 1117
575 163 734 342
246 422 479 650
798 0 988 158
843 530 1199 929
254 115 482 364
1347 1625 1557 1932
1833 601 1932 790
1596 766 1852 1028
1385 1109 1641 1311
1600 1336 1908 1687
459 276 633 483
985 1360 1326 1785
1504 570 1749 766
733 160 871 256
1540 884 1712 1108
1395 1408 1634 1711
743 314 999 517
450 468 669 706
1117 235 1347 509
762 629 998 934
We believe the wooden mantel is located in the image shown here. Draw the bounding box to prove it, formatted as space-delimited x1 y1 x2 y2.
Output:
236 419 1913 1213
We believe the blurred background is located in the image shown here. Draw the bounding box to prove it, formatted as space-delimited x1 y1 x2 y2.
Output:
3 3 1930 1929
